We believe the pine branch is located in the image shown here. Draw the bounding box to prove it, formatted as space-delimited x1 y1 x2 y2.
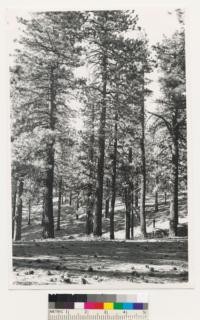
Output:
148 111 173 135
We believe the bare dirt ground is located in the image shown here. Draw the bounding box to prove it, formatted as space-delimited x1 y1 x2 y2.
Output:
12 193 188 286
13 238 188 285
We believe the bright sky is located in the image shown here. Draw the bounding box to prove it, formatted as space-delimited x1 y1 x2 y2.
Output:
136 7 180 45
6 8 183 128
136 8 182 114
6 7 181 57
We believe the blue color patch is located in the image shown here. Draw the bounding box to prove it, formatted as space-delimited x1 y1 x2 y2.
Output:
123 303 133 310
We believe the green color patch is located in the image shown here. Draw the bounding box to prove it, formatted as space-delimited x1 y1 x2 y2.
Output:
114 303 123 309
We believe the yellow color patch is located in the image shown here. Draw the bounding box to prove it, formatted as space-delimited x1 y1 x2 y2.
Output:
104 303 114 310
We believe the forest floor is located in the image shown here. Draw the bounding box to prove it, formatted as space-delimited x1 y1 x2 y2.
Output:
12 192 188 286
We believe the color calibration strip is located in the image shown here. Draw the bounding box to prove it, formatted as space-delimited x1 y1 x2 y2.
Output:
49 301 148 310
48 294 149 319
49 294 148 310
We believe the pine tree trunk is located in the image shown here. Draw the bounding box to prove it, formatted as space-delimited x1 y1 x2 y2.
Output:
69 191 72 206
41 195 45 225
169 136 179 237
105 178 110 218
125 147 133 240
154 163 159 212
154 175 159 213
105 197 110 218
94 54 107 237
110 112 118 240
86 187 94 235
86 104 95 235
12 179 18 239
76 193 79 219
76 194 79 210
155 191 158 212
13 180 23 241
135 176 139 208
131 192 134 239
86 180 94 235
164 192 167 204
125 187 131 240
42 67 55 239
43 145 55 238
140 72 147 238
57 178 62 231
28 199 31 225
130 148 134 239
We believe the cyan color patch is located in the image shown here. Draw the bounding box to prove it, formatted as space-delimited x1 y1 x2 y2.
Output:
123 303 133 310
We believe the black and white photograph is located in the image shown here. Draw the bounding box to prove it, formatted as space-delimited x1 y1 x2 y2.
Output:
9 8 188 287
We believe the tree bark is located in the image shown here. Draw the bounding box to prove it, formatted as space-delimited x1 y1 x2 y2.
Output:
131 192 134 239
125 147 133 240
13 180 23 241
42 143 55 238
105 178 110 218
42 67 55 239
69 191 72 206
93 54 107 237
57 177 62 230
125 187 131 240
28 199 31 225
154 174 159 212
86 188 94 235
86 104 95 235
169 133 179 237
164 192 167 204
76 192 79 219
41 194 45 225
135 176 139 208
139 71 147 238
110 112 118 240
76 194 79 210
155 191 158 212
154 162 159 212
12 179 17 238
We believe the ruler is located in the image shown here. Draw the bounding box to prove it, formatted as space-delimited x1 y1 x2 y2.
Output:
48 309 149 320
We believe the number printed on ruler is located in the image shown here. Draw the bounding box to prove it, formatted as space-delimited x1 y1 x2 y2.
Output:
48 309 149 320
